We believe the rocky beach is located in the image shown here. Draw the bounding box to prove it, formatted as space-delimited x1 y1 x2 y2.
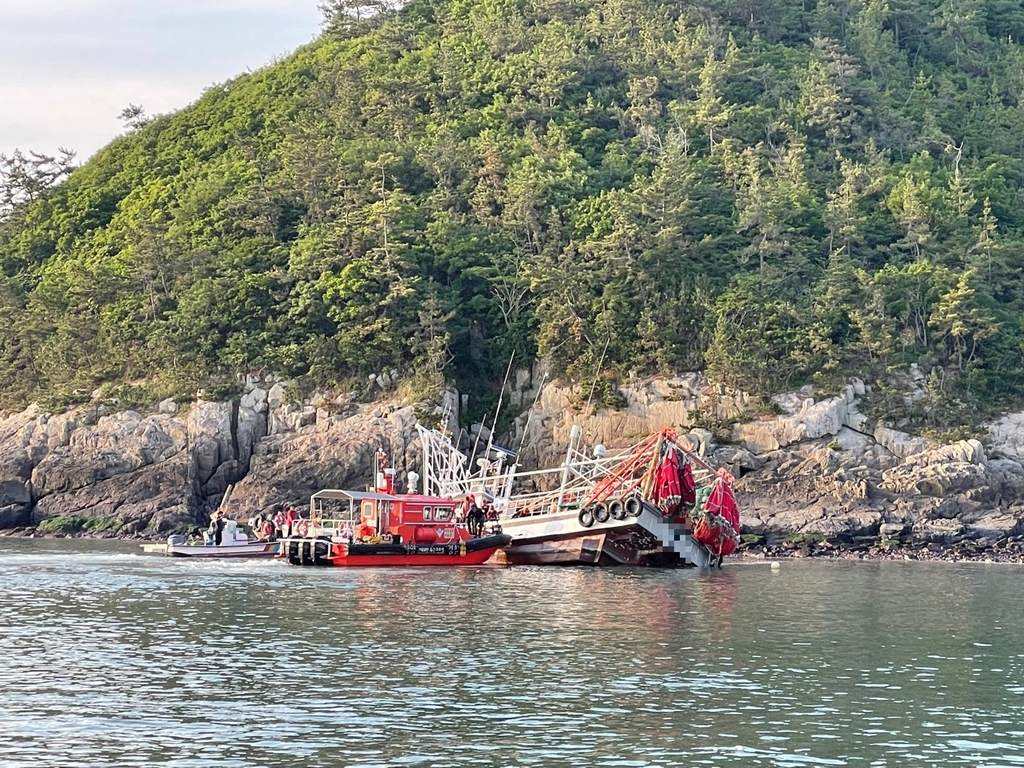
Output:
3 371 1024 564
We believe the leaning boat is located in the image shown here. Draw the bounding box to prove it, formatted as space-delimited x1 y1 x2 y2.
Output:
417 422 740 568
278 461 511 567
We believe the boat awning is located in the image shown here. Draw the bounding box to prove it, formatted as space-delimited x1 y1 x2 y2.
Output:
311 490 396 502
310 490 457 504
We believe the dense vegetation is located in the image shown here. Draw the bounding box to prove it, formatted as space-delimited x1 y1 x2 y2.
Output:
3 0 1024 430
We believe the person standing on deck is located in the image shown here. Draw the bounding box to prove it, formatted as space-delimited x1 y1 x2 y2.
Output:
457 496 471 525
284 505 298 537
208 510 225 546
467 499 485 537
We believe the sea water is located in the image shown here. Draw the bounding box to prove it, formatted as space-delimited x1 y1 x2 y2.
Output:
1 537 1022 767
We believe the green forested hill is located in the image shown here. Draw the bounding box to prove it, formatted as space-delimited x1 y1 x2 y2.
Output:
2 0 1024 429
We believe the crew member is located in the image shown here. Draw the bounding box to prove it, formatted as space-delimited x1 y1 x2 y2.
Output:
208 510 225 546
467 499 485 537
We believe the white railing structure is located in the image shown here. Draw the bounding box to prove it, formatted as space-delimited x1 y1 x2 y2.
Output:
416 422 721 519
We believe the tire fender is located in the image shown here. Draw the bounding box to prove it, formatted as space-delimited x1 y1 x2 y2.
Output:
609 500 626 520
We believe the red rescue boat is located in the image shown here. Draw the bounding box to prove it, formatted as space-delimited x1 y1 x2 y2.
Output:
278 456 510 567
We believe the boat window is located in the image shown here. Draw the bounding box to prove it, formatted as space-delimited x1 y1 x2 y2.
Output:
434 507 453 521
422 506 432 521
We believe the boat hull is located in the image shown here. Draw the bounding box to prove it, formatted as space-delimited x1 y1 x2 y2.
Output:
497 508 702 566
281 534 512 567
494 533 606 565
141 542 281 558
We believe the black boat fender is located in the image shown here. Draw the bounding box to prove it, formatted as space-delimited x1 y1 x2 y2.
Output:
625 497 642 517
313 539 331 566
609 500 626 520
578 508 595 528
593 502 610 523
464 533 512 552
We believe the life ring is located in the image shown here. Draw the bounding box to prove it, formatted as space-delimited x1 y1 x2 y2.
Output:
625 497 642 517
609 500 626 520
593 503 610 524
295 520 309 538
578 508 595 528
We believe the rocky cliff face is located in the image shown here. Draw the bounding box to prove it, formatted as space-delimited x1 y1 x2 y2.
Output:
3 372 1024 547
727 385 1024 544
0 381 426 534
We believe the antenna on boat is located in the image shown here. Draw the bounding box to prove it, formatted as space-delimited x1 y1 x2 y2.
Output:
484 351 515 469
471 351 515 470
221 483 235 514
583 335 611 415
516 366 548 456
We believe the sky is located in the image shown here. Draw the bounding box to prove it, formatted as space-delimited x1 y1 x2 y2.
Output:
0 0 324 163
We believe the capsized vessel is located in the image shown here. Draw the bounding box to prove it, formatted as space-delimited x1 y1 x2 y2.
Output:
418 422 740 567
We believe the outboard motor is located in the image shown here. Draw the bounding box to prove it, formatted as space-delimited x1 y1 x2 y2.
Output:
167 534 186 546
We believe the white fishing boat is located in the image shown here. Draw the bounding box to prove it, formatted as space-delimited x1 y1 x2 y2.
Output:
141 518 280 559
416 420 739 568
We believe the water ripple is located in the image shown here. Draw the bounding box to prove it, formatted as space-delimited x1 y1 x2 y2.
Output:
2 540 1024 766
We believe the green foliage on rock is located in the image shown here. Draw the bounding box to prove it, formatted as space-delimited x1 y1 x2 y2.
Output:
2 0 1024 429
34 516 122 534
35 516 88 534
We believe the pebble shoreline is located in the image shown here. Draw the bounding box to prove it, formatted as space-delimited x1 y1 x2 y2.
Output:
736 537 1024 565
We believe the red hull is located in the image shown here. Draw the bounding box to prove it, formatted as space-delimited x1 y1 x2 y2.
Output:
280 533 512 568
329 547 500 567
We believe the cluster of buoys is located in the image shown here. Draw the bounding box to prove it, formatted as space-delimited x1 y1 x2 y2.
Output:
692 512 739 557
578 496 642 528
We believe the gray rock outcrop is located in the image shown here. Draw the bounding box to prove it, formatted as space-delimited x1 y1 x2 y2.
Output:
2 371 1023 551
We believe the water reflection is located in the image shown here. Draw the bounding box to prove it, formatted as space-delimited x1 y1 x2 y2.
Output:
1 541 1023 767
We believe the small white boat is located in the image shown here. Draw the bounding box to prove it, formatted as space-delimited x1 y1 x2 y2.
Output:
141 519 280 558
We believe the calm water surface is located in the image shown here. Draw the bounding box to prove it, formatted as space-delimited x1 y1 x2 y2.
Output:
1 538 1023 767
